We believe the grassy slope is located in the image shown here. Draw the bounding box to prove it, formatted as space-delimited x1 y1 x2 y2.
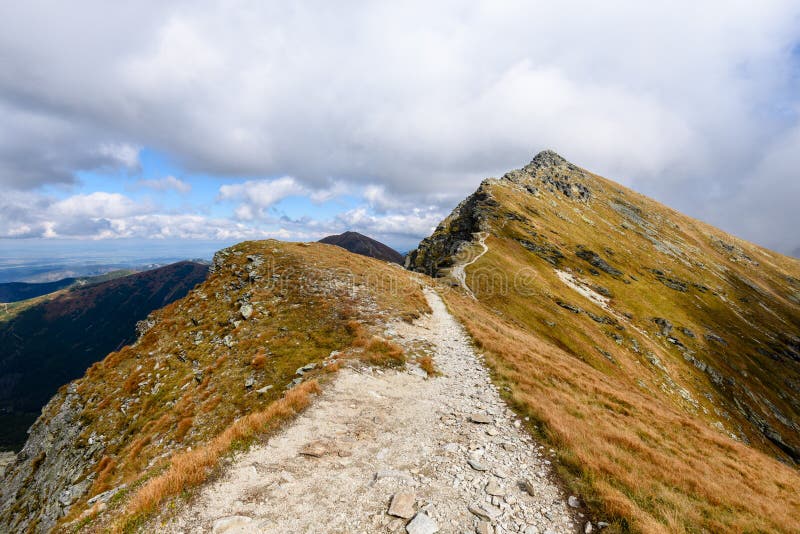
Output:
38 241 429 531
429 155 800 532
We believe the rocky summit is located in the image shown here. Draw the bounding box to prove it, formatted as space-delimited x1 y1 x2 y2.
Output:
1 152 799 534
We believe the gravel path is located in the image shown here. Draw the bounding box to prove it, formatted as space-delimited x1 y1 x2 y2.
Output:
156 289 577 534
451 232 489 299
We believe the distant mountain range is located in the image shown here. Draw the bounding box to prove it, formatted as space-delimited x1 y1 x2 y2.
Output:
0 261 208 451
0 271 137 303
319 231 404 264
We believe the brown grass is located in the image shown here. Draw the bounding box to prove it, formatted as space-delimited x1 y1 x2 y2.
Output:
418 355 436 376
174 417 193 442
361 336 406 367
115 380 320 532
443 290 800 533
250 353 267 369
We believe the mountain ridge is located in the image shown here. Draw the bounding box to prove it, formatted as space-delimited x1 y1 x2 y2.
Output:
408 150 800 531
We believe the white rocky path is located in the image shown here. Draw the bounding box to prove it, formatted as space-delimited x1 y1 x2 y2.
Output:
155 289 578 534
450 232 489 299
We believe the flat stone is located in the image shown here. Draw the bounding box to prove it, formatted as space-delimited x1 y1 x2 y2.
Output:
255 385 273 394
485 428 499 436
476 520 493 534
485 481 505 496
299 441 327 458
212 515 253 533
405 511 439 534
468 503 501 521
387 492 416 519
296 363 317 376
467 459 488 471
469 414 494 424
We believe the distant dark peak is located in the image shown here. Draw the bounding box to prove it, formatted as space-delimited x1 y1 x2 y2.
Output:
318 231 404 264
529 149 569 168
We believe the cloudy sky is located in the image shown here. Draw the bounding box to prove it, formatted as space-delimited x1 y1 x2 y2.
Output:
1 1 799 256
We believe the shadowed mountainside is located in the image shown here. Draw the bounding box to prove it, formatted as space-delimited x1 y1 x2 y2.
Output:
0 261 209 451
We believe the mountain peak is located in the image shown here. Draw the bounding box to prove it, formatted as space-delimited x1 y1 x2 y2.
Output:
318 231 404 264
529 149 569 168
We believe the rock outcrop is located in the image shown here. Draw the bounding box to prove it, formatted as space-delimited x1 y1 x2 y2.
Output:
0 385 93 533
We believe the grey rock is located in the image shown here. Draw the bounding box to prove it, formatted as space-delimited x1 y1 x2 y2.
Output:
568 495 581 508
244 376 255 389
296 363 317 376
653 317 673 336
406 511 439 534
0 384 97 534
86 483 127 505
476 520 493 534
239 304 254 320
255 385 274 394
705 332 727 345
288 377 303 388
469 414 493 424
556 300 582 313
576 247 622 276
467 458 488 471
468 503 501 521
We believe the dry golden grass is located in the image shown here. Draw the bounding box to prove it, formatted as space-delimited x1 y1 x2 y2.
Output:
443 290 800 533
115 380 320 533
360 336 406 367
249 353 267 369
173 417 193 442
418 355 436 376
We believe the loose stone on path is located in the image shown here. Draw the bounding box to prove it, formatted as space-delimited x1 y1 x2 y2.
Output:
388 492 416 519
